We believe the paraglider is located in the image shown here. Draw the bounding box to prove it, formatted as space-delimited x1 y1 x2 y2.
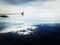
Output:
21 12 24 16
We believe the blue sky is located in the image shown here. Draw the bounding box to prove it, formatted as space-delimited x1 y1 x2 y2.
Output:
2 0 48 5
3 0 35 5
0 0 60 24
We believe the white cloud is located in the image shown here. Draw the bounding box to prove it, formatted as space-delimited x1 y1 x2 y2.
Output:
0 24 37 35
0 0 60 23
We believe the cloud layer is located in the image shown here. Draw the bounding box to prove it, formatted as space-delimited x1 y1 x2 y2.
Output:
0 0 60 23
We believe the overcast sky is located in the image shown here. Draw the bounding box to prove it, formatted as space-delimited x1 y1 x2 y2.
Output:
0 0 60 24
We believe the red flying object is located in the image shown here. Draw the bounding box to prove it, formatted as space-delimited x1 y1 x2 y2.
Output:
21 12 24 16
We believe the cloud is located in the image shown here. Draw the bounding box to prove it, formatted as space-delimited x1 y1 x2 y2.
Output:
0 24 37 35
0 0 60 23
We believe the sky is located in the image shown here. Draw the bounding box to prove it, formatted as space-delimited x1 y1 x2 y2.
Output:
0 0 60 24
